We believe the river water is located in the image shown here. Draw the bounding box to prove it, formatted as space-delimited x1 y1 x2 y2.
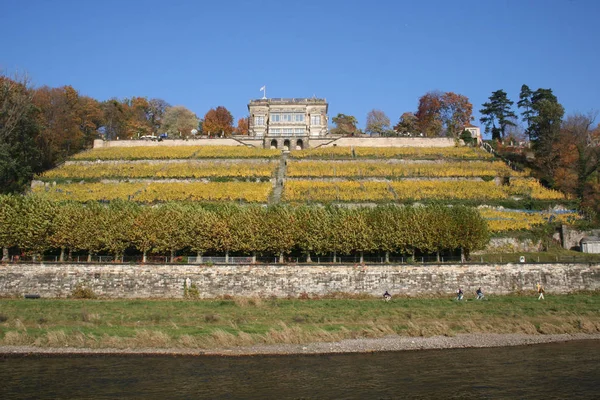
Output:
1 340 599 399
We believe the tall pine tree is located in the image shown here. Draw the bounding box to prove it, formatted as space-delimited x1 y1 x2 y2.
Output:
479 89 517 141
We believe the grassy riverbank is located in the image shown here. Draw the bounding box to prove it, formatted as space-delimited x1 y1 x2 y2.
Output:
0 293 598 350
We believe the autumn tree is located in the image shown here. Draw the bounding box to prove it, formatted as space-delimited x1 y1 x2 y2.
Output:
34 85 103 168
229 205 266 263
416 91 473 138
331 208 374 263
553 113 600 202
124 97 153 138
440 92 473 139
98 200 139 261
234 117 249 135
130 206 162 263
147 98 170 134
78 96 104 144
416 91 444 137
331 113 359 136
451 206 489 262
365 109 392 136
0 194 21 260
161 106 200 138
203 106 234 137
261 205 297 263
479 90 517 141
294 206 331 262
77 202 105 262
393 112 418 135
0 74 41 193
210 205 236 262
152 202 189 262
49 201 86 261
100 99 128 140
16 195 56 260
185 205 218 263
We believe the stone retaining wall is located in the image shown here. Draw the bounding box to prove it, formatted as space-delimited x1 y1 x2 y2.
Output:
322 137 457 148
93 138 245 148
1 263 597 299
92 137 459 150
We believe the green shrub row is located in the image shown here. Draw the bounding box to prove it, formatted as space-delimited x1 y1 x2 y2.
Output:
0 195 489 263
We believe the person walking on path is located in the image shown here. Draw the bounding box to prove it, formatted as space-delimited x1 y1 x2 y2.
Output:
456 288 464 301
537 283 544 300
476 287 484 300
537 283 545 300
383 290 392 302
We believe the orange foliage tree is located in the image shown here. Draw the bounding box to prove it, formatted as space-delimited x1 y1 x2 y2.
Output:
415 91 473 138
203 106 234 137
441 92 473 139
234 117 249 135
125 97 153 138
553 114 600 204
34 85 103 168
415 91 444 137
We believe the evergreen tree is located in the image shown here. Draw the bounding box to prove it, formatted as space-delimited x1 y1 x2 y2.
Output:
528 89 565 184
517 84 535 130
479 90 517 141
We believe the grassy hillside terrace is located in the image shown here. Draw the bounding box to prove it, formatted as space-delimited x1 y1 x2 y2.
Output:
0 294 598 349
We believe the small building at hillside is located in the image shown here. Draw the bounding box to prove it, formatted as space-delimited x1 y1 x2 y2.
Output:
248 98 329 150
464 124 482 145
580 236 600 253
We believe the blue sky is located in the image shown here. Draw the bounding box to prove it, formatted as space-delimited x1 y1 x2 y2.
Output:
1 0 598 134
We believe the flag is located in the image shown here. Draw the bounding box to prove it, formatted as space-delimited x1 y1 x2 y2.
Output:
260 86 265 91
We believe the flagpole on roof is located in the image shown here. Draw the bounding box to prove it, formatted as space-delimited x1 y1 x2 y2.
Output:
260 85 266 99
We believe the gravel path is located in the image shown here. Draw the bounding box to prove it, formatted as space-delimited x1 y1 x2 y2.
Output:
1 333 599 357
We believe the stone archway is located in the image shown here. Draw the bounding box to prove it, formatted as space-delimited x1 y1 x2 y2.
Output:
296 139 304 150
283 139 290 151
270 139 278 149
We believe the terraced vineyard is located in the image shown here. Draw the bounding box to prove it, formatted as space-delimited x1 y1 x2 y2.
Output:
73 145 280 160
283 178 567 203
30 144 579 232
34 146 278 204
39 160 277 181
32 181 273 203
287 160 526 178
290 146 494 159
479 208 580 232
